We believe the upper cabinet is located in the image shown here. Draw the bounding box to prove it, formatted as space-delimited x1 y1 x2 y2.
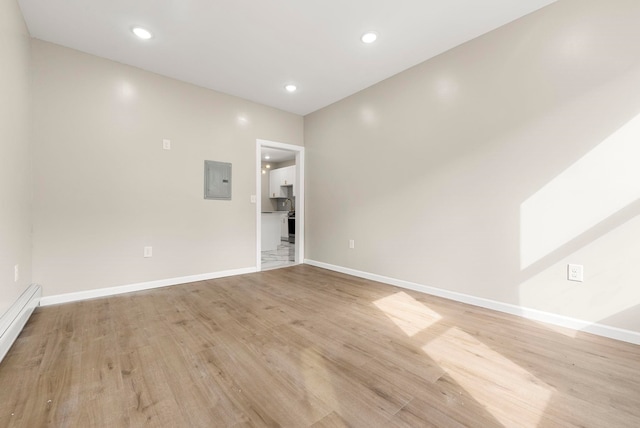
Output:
269 165 296 198
280 166 294 187
269 168 286 198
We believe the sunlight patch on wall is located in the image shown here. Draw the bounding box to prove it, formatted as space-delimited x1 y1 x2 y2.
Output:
520 112 640 269
373 292 442 337
519 213 640 326
423 327 554 427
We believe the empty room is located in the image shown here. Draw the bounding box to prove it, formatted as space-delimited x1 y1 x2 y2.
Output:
1 0 639 426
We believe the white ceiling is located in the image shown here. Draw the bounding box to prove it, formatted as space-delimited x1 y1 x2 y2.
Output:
261 148 295 163
18 0 556 116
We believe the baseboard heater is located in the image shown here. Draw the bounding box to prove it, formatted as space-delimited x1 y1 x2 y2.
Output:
0 284 42 364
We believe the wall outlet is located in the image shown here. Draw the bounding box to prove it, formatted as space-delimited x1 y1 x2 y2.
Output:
567 264 583 282
349 239 355 249
144 246 153 258
250 195 256 203
162 139 171 150
14 265 19 282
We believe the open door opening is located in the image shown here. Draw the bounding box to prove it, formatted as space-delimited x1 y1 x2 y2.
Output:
256 139 304 271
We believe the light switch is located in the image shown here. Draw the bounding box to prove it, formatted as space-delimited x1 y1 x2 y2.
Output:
144 246 153 258
250 195 257 203
162 139 171 150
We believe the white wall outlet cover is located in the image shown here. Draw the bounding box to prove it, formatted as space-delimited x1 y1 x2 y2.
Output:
349 239 355 249
162 139 171 150
144 246 153 258
14 264 19 282
250 195 257 203
567 264 583 282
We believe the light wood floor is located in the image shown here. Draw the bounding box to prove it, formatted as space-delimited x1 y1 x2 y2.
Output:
1 265 639 427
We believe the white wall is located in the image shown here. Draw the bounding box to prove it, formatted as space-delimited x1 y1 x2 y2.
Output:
0 0 32 316
304 0 640 332
31 40 303 296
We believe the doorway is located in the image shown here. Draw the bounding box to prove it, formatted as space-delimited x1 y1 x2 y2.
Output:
256 139 304 271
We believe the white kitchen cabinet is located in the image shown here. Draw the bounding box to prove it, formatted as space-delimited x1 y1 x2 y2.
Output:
280 213 289 239
261 213 281 251
269 165 296 198
284 165 297 197
280 166 295 186
269 168 287 198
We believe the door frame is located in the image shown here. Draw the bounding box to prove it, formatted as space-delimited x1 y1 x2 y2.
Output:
256 139 305 270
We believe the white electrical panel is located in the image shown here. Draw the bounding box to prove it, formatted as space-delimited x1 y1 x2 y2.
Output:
204 160 232 200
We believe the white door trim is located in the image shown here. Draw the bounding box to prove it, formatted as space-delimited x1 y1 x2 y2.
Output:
256 139 305 270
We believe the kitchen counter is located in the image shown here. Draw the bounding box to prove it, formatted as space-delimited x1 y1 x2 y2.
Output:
261 213 282 251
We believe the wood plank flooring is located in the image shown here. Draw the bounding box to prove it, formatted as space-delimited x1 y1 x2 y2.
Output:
1 265 639 427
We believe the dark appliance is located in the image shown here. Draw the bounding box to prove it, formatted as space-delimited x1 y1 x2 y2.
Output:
288 214 295 244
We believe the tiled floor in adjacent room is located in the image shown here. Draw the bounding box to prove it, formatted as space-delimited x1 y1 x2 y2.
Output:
261 241 295 270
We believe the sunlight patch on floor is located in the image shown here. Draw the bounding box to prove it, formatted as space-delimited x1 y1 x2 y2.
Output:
423 327 554 427
300 347 340 411
373 292 442 336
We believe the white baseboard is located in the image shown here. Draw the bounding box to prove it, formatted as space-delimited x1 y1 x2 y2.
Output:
39 267 257 307
0 284 42 363
304 259 640 346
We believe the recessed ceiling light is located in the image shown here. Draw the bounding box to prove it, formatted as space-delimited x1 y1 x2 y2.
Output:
361 31 378 44
264 155 270 160
285 84 297 93
132 27 153 40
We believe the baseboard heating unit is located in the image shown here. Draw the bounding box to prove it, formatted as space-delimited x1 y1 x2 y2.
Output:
0 284 42 364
